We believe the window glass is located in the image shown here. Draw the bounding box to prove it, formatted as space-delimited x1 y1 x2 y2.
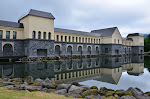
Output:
48 32 51 39
38 31 41 39
13 31 17 39
6 31 10 39
0 30 2 39
43 32 46 39
32 31 36 39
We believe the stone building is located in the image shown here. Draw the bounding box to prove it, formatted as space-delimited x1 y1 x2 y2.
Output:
0 9 144 58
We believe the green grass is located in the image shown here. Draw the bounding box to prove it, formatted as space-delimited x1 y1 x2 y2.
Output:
0 87 72 99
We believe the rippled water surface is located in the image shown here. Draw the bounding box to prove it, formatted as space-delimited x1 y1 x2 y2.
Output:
0 55 150 92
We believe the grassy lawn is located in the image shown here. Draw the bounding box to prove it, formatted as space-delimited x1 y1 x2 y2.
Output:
0 87 72 99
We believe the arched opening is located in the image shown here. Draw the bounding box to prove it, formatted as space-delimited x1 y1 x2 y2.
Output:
48 32 51 40
3 65 13 77
96 46 99 52
3 44 13 56
32 31 36 39
55 45 60 52
38 31 41 39
67 46 72 52
87 46 91 52
78 46 82 52
43 32 46 39
55 45 61 55
87 46 91 54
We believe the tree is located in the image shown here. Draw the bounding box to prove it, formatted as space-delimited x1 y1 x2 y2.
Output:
144 34 150 52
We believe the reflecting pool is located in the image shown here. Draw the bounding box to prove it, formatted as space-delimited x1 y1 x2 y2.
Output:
0 55 150 92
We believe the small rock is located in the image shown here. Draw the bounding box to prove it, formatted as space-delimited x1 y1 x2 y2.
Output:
127 87 150 99
105 96 117 99
81 89 99 97
85 95 106 99
71 82 81 86
42 77 52 88
105 91 115 96
80 85 90 91
145 92 150 96
65 93 79 97
54 89 67 95
68 85 84 94
25 85 42 91
35 78 43 82
56 84 71 90
90 86 98 90
3 78 10 81
121 95 136 99
24 76 34 83
41 88 55 93
5 85 14 89
16 83 28 90
3 82 16 85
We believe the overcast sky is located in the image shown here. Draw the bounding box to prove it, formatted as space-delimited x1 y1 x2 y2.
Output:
0 0 150 37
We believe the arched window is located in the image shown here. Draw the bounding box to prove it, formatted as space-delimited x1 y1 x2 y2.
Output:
67 45 72 52
0 30 2 39
76 37 78 42
3 44 13 56
79 37 81 43
118 39 119 44
94 39 95 43
82 38 84 43
96 46 99 52
6 31 10 39
69 36 71 42
61 36 63 41
56 35 59 41
99 39 100 44
78 46 82 52
85 38 87 43
38 31 41 39
114 39 116 44
65 36 67 42
43 32 46 39
91 39 93 43
72 37 74 42
3 65 13 76
87 46 91 52
88 38 90 43
48 32 51 40
32 31 36 39
55 45 60 52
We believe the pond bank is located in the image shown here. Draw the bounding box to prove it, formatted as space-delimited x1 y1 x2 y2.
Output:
0 76 150 99
17 54 144 63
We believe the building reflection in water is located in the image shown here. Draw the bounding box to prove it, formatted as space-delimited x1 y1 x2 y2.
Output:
0 55 144 85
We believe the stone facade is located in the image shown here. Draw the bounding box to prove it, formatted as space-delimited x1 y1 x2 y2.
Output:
0 39 144 57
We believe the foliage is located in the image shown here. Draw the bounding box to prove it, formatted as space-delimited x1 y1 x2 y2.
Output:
144 34 150 52
144 56 150 72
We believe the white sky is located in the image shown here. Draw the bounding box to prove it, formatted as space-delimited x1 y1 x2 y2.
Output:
0 0 150 37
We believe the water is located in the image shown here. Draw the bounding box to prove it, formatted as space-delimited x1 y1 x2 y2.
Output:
0 55 150 92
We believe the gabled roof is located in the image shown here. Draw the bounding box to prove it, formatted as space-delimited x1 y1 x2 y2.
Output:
91 27 117 37
127 33 144 37
122 37 133 41
19 9 55 21
0 20 24 28
54 28 102 37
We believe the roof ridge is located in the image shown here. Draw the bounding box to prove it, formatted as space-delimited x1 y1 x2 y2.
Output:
0 20 19 24
91 27 117 32
54 27 90 33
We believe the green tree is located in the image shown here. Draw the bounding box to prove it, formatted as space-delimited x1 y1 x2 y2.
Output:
144 34 150 52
